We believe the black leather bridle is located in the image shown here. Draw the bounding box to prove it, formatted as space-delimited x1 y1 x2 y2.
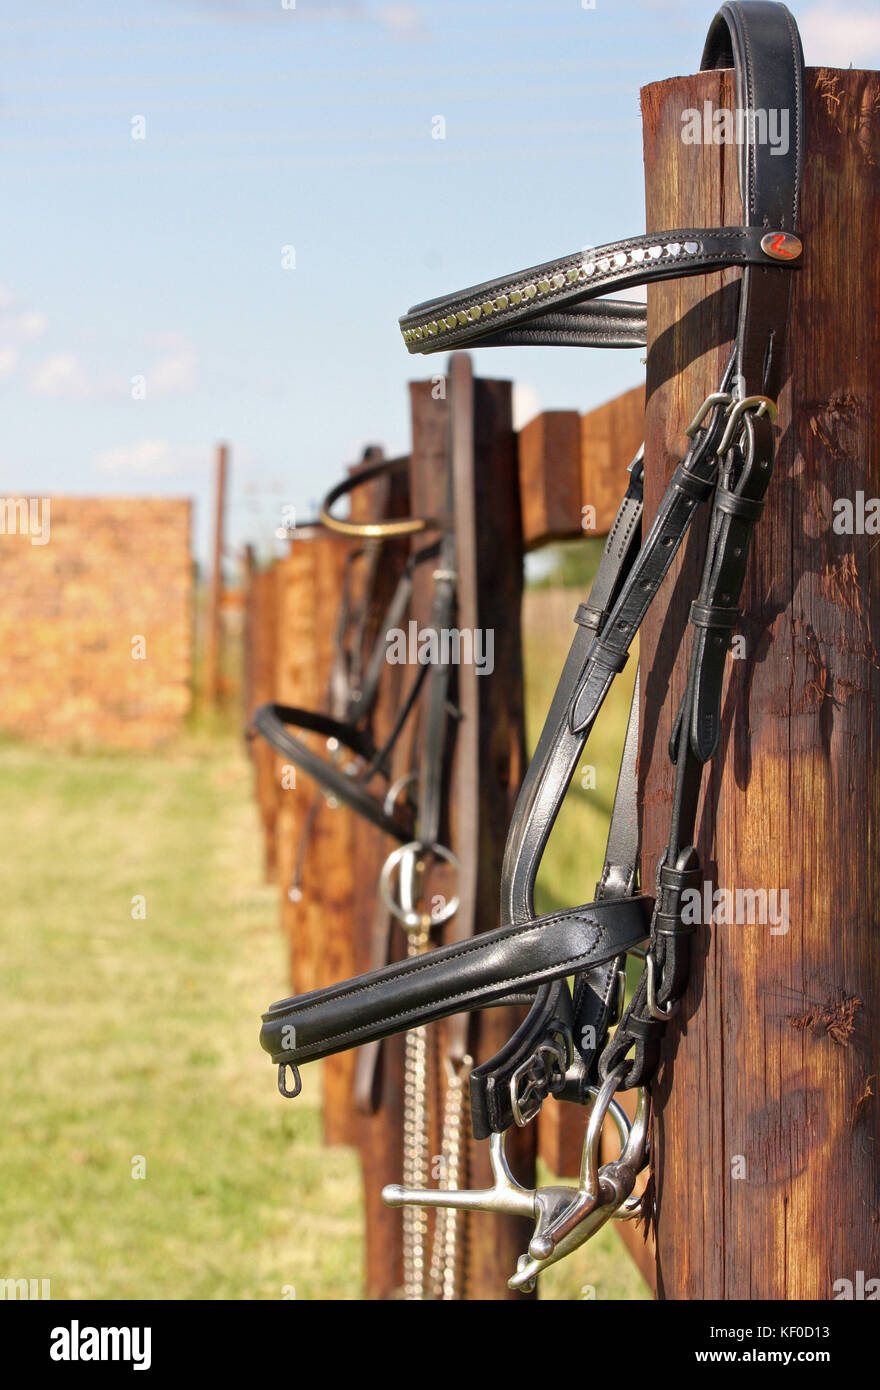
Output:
249 456 449 845
258 1 804 1289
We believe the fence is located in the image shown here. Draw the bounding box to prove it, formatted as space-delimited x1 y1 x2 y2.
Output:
242 380 654 1298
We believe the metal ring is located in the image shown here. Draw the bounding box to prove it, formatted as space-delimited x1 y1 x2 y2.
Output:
581 1068 630 1197
277 1062 302 1100
382 771 418 819
379 840 460 928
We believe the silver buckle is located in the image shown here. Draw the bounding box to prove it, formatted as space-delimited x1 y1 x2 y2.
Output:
508 1031 571 1128
685 391 733 437
645 951 680 1021
717 394 778 453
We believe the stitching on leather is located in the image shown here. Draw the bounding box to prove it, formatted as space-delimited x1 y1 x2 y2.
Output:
735 4 757 220
282 907 612 1021
782 5 802 225
285 932 656 1055
402 231 765 343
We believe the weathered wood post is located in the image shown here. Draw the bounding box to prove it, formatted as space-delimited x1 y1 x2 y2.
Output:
204 442 228 706
243 545 280 880
272 530 326 997
348 456 412 1299
641 64 880 1298
447 356 536 1299
356 363 534 1299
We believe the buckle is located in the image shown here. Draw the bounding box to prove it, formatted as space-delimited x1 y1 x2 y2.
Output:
645 951 680 1021
685 391 733 437
717 395 778 454
508 1029 571 1128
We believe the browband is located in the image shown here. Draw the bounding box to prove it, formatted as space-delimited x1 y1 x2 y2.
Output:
400 228 800 355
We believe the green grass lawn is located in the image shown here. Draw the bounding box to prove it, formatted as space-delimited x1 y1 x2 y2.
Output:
0 586 648 1301
0 730 361 1300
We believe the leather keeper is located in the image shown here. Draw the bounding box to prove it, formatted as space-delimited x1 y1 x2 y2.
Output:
653 911 698 936
714 487 765 521
590 642 629 674
689 601 739 630
624 1016 667 1042
671 466 715 503
574 602 603 631
659 863 703 891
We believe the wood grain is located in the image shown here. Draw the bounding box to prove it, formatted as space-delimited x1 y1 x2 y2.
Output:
581 385 646 535
641 66 880 1299
518 410 582 547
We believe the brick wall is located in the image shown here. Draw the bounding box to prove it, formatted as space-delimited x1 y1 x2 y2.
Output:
0 497 193 749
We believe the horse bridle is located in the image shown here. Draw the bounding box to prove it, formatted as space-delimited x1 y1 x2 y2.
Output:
249 456 448 846
251 425 483 1297
258 1 804 1291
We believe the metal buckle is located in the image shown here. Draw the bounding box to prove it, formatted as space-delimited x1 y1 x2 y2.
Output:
685 391 733 437
509 1031 571 1128
382 771 418 818
645 951 680 1021
717 394 778 454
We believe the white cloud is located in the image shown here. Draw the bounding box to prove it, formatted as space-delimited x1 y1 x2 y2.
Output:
18 311 48 340
92 439 206 479
378 5 426 38
0 292 49 379
29 352 94 399
799 9 880 67
148 341 198 396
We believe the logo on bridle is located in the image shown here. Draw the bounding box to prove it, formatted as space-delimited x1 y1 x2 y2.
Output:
760 231 802 261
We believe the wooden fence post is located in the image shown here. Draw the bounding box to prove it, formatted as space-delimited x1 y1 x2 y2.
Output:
641 64 880 1299
204 442 228 706
243 546 280 880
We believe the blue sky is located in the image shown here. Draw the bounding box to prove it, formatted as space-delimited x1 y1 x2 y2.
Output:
2 0 877 567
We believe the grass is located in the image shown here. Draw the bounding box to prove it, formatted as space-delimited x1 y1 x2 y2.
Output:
0 731 362 1300
0 581 648 1301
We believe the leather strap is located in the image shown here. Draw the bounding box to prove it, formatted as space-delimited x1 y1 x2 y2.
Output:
250 702 415 842
260 894 651 1066
400 227 799 355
